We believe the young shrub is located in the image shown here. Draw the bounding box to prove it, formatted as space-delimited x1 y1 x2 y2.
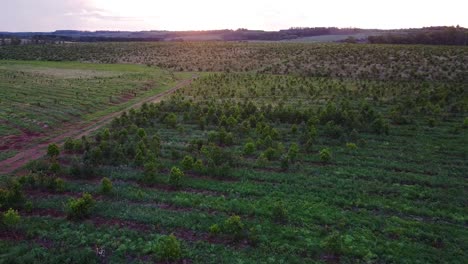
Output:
168 167 184 188
280 154 289 171
100 177 112 194
346 143 358 151
164 113 178 128
143 162 158 184
224 215 245 240
243 142 256 156
52 178 65 192
137 128 147 139
287 143 299 163
263 147 277 161
2 208 20 228
324 121 344 139
134 148 145 167
319 148 332 163
47 143 60 160
66 193 95 220
48 161 61 175
305 138 314 153
24 201 33 213
102 128 111 141
463 117 468 129
255 153 268 167
271 201 289 223
291 124 298 134
0 181 24 209
371 117 389 135
180 155 194 171
209 224 221 235
154 234 182 262
64 137 75 152
193 159 205 174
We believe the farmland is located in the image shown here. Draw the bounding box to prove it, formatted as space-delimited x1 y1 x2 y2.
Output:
1 42 467 81
0 60 189 162
0 42 467 263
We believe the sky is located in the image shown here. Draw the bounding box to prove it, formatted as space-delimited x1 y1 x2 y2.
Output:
1 0 467 32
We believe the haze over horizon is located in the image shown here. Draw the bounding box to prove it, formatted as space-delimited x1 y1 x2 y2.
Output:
1 0 467 32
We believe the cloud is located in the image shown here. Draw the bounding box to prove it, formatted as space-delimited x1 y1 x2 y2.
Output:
0 0 146 31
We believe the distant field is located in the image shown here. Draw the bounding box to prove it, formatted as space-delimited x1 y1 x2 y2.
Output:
1 42 467 81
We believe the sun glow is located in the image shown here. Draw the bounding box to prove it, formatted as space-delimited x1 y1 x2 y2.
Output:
2 0 467 32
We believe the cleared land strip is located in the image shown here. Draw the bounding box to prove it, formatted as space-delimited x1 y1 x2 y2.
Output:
0 75 198 175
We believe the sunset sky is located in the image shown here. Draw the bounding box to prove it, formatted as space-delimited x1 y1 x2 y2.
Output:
1 0 467 32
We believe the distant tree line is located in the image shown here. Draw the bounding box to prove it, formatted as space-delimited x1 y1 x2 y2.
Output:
223 27 364 41
0 36 22 46
368 26 468 46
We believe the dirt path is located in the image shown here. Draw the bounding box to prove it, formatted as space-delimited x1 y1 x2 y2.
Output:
0 75 197 175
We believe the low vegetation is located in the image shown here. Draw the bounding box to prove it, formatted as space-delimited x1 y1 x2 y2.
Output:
0 41 466 263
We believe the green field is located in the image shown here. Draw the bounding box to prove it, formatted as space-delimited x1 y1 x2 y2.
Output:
0 42 467 263
0 60 186 162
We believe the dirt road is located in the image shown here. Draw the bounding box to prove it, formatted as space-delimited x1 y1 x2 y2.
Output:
0 75 197 175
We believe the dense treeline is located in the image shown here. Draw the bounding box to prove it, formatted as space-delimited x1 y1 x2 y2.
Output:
369 26 468 45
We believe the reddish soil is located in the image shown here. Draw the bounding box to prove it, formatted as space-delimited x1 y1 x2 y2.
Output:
0 76 197 175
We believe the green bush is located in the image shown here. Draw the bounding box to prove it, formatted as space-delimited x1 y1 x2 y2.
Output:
66 193 95 220
243 142 256 155
463 117 468 128
48 161 61 175
193 159 205 173
2 208 20 228
143 162 158 184
100 177 112 194
291 124 298 134
372 117 389 135
256 153 268 167
64 137 75 152
320 148 332 163
53 178 65 192
346 142 357 150
47 143 60 160
287 143 299 163
168 167 184 188
180 155 194 171
164 113 178 128
263 147 278 161
209 224 220 235
0 181 24 209
224 215 245 240
154 234 182 262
